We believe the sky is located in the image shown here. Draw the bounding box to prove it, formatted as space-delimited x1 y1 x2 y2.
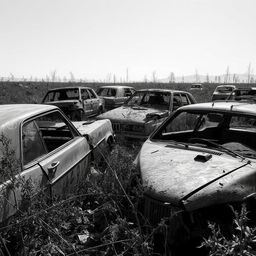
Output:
0 0 256 82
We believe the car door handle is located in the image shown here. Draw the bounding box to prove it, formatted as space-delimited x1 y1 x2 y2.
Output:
47 161 60 179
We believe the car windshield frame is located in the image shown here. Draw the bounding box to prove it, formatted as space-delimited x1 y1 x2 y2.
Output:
124 90 171 111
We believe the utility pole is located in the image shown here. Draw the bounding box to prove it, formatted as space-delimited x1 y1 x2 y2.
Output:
247 63 251 83
224 66 230 84
126 68 129 82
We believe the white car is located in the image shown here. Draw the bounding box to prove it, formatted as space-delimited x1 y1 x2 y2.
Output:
212 84 236 101
0 104 114 223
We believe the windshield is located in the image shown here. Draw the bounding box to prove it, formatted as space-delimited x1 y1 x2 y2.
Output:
216 86 234 93
43 89 79 102
97 88 117 97
152 110 256 159
125 91 171 110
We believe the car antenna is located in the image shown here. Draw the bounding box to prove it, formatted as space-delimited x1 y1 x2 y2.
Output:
230 105 234 111
212 102 214 107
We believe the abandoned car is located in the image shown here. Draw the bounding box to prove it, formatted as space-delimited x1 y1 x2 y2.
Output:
226 87 256 101
97 85 136 110
0 104 114 223
190 83 203 91
136 101 256 249
97 89 196 140
211 84 236 101
42 86 105 120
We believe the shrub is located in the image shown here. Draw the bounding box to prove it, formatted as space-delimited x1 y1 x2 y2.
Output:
201 204 256 256
0 143 155 255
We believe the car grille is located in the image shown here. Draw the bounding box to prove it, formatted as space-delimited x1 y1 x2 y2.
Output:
144 195 182 225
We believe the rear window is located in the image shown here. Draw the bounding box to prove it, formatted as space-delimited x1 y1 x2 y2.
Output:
97 88 117 97
216 87 234 93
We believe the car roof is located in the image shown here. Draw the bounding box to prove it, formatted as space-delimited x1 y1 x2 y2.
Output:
234 87 256 91
0 104 58 127
216 84 236 88
136 88 190 94
47 86 92 91
180 101 256 114
98 85 135 89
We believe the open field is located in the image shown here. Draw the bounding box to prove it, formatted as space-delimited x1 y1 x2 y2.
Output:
1 81 256 105
1 81 256 255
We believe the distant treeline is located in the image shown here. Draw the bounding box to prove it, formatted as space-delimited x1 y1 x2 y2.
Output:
1 81 256 104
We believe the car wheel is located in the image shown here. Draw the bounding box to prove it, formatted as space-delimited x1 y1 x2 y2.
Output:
71 110 83 121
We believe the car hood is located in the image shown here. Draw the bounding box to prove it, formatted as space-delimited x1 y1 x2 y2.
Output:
98 106 169 123
139 140 256 211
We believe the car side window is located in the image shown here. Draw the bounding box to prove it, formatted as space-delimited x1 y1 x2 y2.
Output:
88 89 96 99
22 111 78 166
22 121 48 165
180 94 190 105
173 94 182 110
163 112 199 134
81 89 90 100
230 115 256 131
124 89 132 97
43 92 55 102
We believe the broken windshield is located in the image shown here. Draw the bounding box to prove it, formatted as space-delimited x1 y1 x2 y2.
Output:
125 91 171 110
152 110 256 159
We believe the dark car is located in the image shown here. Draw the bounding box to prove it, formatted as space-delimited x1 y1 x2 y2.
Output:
97 89 196 140
212 84 236 101
136 101 256 251
227 87 256 101
42 87 104 120
190 83 203 90
97 85 136 110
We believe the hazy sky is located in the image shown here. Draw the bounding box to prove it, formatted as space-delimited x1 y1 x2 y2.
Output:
0 0 255 81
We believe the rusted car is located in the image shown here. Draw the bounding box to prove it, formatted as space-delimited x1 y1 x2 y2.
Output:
97 85 136 110
212 84 236 101
97 89 196 140
136 101 256 251
226 87 256 101
0 104 114 223
190 83 203 91
42 86 105 120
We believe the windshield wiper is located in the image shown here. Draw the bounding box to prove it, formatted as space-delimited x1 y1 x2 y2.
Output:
188 138 246 160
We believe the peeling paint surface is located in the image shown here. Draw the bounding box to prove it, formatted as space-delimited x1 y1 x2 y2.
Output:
0 104 112 223
140 140 256 210
98 106 166 124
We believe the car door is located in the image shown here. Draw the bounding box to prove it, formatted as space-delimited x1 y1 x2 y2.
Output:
21 110 90 202
81 88 93 117
87 88 100 115
0 110 91 222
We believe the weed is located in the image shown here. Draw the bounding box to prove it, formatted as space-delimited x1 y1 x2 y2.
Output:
201 204 256 256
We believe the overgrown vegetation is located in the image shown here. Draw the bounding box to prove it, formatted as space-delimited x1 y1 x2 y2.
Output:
1 81 256 105
2 81 256 255
0 143 158 255
201 204 256 256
